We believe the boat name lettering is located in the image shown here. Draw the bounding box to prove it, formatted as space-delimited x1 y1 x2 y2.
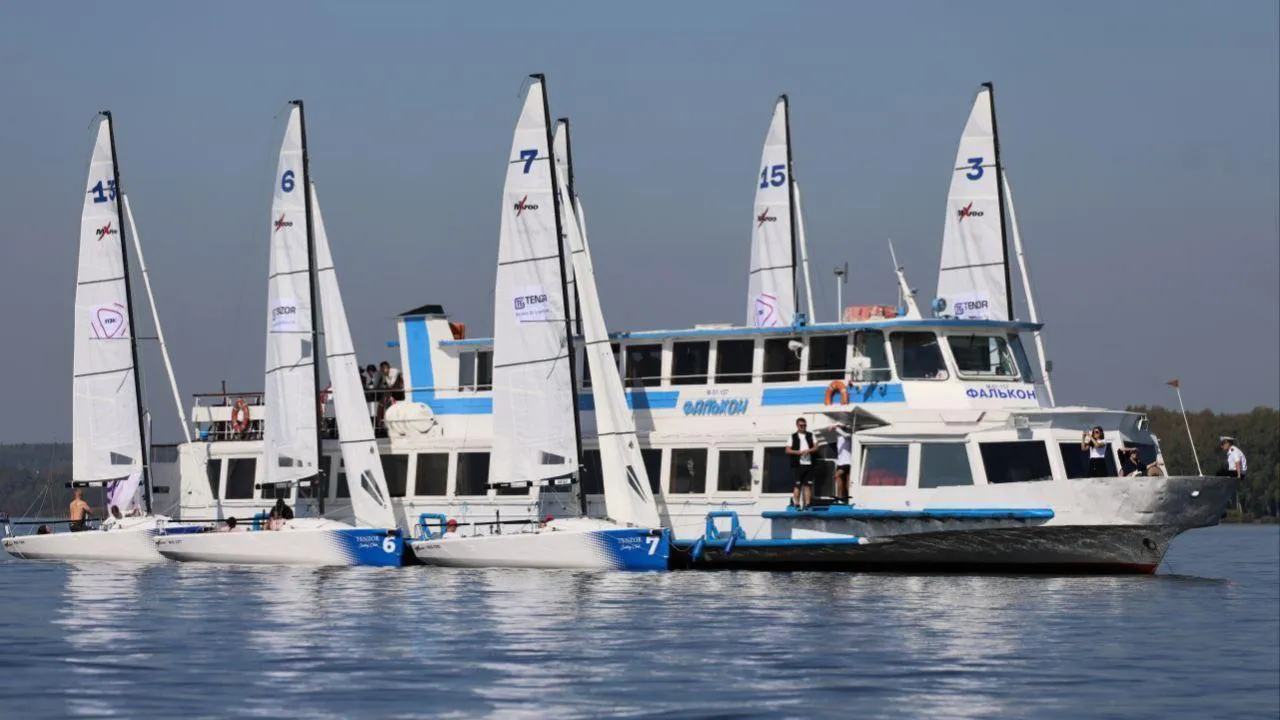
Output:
966 386 1037 400
682 398 750 416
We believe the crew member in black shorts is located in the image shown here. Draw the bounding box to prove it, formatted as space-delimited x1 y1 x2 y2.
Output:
787 417 819 509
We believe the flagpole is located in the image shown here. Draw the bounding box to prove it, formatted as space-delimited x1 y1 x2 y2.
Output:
1168 380 1203 476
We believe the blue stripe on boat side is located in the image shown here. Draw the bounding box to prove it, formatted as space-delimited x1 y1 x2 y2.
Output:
403 317 434 405
761 383 905 406
762 507 1055 520
427 390 679 416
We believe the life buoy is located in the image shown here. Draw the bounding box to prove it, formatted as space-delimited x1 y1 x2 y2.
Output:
824 380 849 406
230 398 251 434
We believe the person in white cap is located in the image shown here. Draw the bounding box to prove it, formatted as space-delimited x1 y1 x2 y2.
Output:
1220 437 1247 480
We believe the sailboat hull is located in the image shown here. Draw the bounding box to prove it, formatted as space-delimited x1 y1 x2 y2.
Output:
410 520 669 570
154 520 403 567
2 516 202 563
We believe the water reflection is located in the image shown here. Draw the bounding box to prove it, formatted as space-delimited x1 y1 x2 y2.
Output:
56 562 149 717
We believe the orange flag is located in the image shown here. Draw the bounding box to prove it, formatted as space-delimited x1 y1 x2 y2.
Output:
1166 379 1180 388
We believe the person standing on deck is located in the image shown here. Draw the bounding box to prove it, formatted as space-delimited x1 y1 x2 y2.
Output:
787 418 820 509
828 423 853 502
1220 437 1247 480
1081 427 1110 478
68 488 93 532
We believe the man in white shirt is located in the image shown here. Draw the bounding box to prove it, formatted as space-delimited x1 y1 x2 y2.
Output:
827 423 853 502
1220 437 1247 479
786 418 820 510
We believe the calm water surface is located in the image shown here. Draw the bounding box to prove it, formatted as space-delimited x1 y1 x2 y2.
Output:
0 526 1276 719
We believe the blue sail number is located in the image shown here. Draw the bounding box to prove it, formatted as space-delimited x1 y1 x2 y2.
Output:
519 149 538 174
281 170 295 193
965 157 984 180
759 164 786 189
88 179 117 204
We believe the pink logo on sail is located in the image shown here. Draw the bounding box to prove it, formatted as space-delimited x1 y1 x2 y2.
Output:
91 304 128 339
753 293 779 327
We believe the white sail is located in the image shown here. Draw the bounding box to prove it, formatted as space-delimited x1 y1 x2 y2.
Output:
72 116 143 483
489 78 578 487
264 106 318 487
792 180 816 322
553 135 661 528
747 96 796 328
311 184 396 528
552 120 579 332
937 85 1008 321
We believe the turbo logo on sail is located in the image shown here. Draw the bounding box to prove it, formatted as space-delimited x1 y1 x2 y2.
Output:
95 223 117 240
273 214 294 232
756 208 777 228
956 202 985 221
514 196 539 215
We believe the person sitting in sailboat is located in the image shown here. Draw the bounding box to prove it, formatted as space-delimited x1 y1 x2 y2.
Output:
68 488 94 532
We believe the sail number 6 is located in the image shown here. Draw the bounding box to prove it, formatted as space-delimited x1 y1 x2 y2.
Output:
281 170 296 193
759 164 786 189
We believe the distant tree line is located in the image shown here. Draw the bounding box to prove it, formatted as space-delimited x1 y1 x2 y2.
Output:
2 405 1276 518
1128 405 1278 519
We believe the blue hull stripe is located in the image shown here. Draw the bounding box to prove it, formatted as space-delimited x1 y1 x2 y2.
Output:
761 382 905 406
428 390 679 416
763 507 1055 520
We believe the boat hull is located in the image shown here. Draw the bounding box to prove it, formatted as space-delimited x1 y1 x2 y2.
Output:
154 521 404 567
2 517 202 563
410 522 670 570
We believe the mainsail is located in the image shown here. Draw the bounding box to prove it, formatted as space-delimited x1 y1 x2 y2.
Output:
553 122 661 528
936 83 1011 321
72 115 143 484
311 183 396 528
747 95 796 328
263 106 319 487
489 77 579 487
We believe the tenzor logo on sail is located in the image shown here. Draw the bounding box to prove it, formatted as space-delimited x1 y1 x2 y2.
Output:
513 285 551 323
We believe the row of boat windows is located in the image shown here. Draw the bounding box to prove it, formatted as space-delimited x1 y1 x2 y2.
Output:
203 440 1157 500
456 330 1033 390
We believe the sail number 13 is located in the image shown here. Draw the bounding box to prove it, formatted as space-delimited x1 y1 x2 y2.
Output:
89 179 117 204
759 164 786 189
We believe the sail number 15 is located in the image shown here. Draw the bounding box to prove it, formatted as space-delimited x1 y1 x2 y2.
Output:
759 164 786 189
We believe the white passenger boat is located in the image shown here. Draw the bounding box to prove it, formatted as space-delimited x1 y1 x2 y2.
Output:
3 112 201 563
410 75 669 570
155 84 1230 574
153 101 403 567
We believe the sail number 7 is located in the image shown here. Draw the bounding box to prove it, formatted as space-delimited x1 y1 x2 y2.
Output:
88 179 117 204
518 149 538 174
759 164 786 189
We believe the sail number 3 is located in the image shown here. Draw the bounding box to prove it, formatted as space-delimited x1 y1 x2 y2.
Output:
965 157 984 181
758 164 786 189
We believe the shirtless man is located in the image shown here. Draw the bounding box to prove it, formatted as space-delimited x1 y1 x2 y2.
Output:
68 488 93 532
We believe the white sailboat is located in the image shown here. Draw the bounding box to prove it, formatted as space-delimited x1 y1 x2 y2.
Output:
154 101 402 567
747 95 800 328
3 112 199 562
935 82 1012 322
409 75 669 570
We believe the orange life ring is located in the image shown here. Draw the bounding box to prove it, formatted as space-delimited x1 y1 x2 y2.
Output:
231 398 251 434
824 380 849 406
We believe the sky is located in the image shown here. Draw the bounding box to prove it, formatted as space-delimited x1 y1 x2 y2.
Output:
0 1 1276 443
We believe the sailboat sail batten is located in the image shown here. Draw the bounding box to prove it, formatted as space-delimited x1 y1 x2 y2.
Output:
264 107 318 487
72 116 144 483
311 184 396 528
490 79 579 488
936 87 1009 322
553 126 661 529
747 97 796 329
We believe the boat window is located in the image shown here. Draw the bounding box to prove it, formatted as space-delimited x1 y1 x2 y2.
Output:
763 338 801 383
206 458 222 499
624 344 663 388
641 448 663 496
668 448 708 494
1058 442 1118 479
456 453 490 496
981 442 1053 483
851 330 892 382
458 351 494 391
947 335 1019 379
716 450 753 492
495 483 529 496
1007 334 1035 382
379 454 409 497
582 343 621 388
476 350 493 391
458 351 476 389
919 443 974 488
714 339 754 384
861 445 909 486
672 341 710 385
580 450 605 495
151 445 178 463
807 335 847 381
890 332 949 380
1129 442 1159 466
225 458 256 500
414 453 448 496
761 447 792 493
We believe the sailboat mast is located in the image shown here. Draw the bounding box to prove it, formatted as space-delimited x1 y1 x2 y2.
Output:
781 94 800 319
535 75 586 512
559 117 584 338
102 111 152 516
293 99 326 516
985 82 1015 320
